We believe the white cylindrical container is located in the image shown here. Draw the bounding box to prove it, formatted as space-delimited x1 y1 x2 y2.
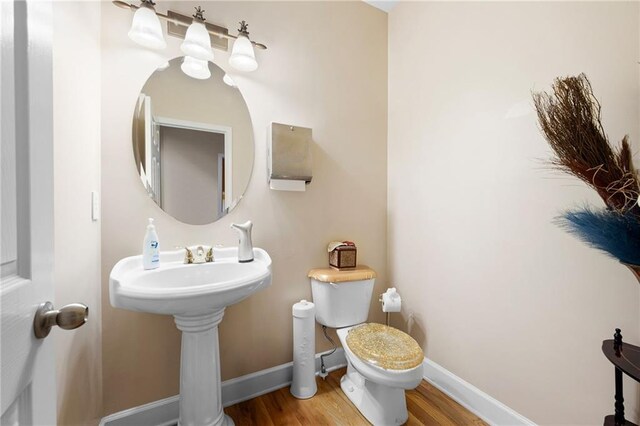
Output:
290 300 317 399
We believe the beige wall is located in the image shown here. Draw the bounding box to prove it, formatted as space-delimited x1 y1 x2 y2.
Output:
52 2 102 425
101 0 387 415
388 2 640 424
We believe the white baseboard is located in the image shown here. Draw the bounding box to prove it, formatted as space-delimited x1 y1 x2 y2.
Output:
101 351 533 426
99 348 346 426
422 358 536 426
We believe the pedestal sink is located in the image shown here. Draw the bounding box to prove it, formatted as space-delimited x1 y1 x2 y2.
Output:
109 247 272 426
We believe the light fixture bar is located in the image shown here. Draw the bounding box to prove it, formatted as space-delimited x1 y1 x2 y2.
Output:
112 0 268 50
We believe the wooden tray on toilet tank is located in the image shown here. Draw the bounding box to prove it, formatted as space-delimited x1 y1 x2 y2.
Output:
308 266 376 283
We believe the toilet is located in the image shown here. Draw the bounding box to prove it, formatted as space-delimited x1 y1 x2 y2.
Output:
308 266 424 426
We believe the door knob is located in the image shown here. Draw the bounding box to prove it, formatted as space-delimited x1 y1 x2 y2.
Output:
33 302 88 339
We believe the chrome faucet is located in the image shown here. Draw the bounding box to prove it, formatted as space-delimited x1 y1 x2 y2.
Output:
184 246 214 264
231 221 254 262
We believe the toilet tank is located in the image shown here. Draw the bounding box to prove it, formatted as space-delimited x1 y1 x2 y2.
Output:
308 266 376 328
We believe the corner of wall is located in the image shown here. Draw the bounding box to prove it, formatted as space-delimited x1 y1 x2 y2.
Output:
53 1 103 424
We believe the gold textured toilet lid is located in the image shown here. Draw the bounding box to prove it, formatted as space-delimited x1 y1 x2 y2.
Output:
346 323 424 370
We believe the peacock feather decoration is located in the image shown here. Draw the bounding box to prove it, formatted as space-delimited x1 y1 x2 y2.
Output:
533 74 640 269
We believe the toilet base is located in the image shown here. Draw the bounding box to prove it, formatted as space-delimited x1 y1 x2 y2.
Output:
340 363 408 425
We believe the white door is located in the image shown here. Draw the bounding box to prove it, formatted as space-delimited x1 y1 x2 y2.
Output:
1 0 56 424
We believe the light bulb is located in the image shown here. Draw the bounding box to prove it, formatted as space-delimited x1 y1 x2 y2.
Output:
181 20 214 61
223 74 237 88
128 3 166 50
229 34 257 72
181 56 211 80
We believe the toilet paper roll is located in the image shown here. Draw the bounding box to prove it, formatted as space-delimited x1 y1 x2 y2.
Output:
291 300 317 399
382 288 402 313
270 179 306 191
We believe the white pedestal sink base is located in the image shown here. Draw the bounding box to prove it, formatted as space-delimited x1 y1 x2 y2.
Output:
110 248 272 426
174 309 235 426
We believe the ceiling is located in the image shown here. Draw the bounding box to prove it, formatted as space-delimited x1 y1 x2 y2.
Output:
363 0 398 13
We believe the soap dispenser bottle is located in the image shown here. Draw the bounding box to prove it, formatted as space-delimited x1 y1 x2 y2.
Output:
142 218 160 270
231 220 254 262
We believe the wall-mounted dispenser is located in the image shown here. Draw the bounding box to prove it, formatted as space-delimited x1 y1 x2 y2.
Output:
267 122 312 191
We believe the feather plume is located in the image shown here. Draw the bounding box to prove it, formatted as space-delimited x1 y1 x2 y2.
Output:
556 207 640 265
533 74 640 214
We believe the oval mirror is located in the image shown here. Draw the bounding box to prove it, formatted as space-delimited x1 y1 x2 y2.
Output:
132 57 254 225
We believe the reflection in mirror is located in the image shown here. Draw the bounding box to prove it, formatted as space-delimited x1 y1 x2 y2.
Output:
132 57 254 225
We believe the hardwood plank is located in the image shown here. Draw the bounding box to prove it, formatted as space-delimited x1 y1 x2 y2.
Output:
259 389 303 426
225 396 275 426
405 394 452 425
225 368 487 425
414 382 486 426
405 409 443 426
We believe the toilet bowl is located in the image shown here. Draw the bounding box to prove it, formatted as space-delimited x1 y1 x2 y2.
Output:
308 266 424 425
337 324 423 425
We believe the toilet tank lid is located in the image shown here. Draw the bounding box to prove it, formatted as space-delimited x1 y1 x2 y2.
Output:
308 265 376 283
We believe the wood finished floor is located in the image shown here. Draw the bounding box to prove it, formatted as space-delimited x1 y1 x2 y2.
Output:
225 368 487 425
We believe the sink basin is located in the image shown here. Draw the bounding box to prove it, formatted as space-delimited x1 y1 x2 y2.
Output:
110 247 271 315
109 247 271 426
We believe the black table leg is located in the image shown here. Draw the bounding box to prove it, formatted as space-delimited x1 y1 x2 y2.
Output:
615 366 625 425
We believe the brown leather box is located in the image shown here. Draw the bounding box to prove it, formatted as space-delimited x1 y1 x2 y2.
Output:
329 245 357 270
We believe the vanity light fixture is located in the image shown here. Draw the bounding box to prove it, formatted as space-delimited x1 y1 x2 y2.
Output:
113 1 267 66
180 7 214 61
229 21 258 72
127 0 166 50
223 73 238 88
181 56 211 80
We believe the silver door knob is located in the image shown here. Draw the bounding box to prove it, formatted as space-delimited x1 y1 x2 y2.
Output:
33 302 88 339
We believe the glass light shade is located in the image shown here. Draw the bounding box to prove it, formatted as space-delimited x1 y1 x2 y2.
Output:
181 21 214 61
229 35 258 72
223 74 237 88
128 5 166 50
181 56 211 80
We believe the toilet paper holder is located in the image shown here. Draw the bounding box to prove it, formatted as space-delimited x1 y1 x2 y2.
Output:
379 287 402 326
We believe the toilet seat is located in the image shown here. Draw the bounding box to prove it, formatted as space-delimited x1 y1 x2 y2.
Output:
337 325 424 390
345 323 423 371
